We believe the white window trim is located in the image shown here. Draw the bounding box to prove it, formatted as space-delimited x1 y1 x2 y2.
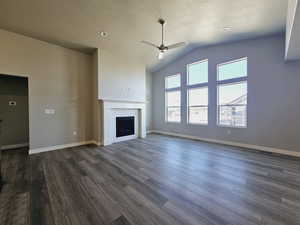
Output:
216 58 248 128
187 86 209 125
165 74 181 123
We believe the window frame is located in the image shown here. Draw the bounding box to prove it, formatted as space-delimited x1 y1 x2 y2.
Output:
186 59 209 125
217 57 248 128
165 74 181 123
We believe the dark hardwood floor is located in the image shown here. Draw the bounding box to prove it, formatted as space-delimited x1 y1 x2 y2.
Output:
1 134 300 225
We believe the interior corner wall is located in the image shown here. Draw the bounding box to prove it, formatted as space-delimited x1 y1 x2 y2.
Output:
92 50 101 143
152 35 300 153
0 29 93 150
146 70 153 131
286 0 299 58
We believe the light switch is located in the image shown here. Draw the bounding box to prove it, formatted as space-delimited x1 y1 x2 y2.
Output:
45 109 55 114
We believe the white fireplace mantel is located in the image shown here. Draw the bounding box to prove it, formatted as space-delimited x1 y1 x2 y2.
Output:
100 99 146 146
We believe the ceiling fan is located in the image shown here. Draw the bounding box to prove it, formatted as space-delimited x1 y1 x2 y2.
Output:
142 19 186 60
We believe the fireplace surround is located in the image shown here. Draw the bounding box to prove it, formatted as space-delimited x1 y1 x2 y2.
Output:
100 99 146 145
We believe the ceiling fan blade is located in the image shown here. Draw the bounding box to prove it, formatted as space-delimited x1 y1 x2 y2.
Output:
141 40 158 48
166 42 186 49
158 51 164 60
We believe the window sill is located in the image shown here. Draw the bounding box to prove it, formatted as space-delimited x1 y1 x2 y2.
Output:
217 124 247 129
165 121 181 124
188 122 208 126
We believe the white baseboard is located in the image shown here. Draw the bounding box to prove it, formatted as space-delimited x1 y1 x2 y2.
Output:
151 130 300 158
91 140 102 146
1 143 29 150
29 140 100 155
147 130 154 134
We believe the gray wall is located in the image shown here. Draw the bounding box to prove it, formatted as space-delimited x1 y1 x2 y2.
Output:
152 35 300 152
0 29 93 149
98 49 146 102
0 75 29 147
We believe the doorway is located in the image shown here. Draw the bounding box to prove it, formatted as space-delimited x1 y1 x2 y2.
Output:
0 74 29 151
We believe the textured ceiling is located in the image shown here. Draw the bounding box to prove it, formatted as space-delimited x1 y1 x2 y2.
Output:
0 0 288 72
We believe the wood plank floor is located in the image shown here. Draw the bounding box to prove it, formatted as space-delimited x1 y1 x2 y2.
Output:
1 134 300 225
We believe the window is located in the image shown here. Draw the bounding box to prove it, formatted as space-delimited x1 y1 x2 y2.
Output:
218 58 247 81
165 74 181 122
166 74 180 89
187 60 208 124
217 58 247 127
188 87 208 124
187 60 208 85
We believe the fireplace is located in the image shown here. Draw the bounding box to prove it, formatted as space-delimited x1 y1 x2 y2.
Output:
100 99 146 145
116 116 135 137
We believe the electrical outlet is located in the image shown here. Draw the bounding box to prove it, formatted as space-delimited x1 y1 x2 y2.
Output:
73 131 77 136
9 101 17 106
227 129 231 135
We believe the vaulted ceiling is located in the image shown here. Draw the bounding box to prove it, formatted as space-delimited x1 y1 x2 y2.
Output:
0 0 288 71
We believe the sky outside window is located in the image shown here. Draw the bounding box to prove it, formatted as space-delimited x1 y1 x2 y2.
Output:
189 88 208 106
188 61 208 85
218 82 247 105
218 59 247 81
166 75 180 89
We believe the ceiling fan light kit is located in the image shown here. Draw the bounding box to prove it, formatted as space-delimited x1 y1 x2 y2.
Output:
142 18 186 59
